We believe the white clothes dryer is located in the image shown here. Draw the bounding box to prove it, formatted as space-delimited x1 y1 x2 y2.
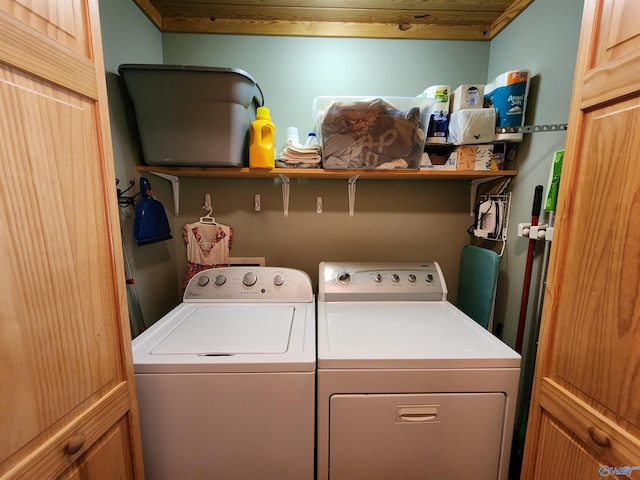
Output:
316 262 521 480
132 267 315 480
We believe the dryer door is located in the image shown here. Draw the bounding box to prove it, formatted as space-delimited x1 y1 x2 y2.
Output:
329 392 505 480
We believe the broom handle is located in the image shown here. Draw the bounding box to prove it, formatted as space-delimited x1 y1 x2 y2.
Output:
515 185 544 353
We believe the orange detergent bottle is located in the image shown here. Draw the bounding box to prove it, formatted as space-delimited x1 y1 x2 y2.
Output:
249 107 276 168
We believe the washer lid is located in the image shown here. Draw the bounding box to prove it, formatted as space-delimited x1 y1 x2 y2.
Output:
151 306 294 355
317 301 520 369
133 302 315 373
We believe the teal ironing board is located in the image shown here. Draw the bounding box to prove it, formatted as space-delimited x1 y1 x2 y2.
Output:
456 245 500 329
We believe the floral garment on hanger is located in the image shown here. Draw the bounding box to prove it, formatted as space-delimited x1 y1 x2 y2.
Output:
182 222 233 291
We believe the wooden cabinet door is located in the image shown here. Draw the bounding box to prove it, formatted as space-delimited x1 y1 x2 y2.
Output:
521 0 640 477
0 1 144 478
59 418 135 480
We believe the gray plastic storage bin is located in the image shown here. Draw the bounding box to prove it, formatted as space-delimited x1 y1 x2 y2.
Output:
119 64 264 167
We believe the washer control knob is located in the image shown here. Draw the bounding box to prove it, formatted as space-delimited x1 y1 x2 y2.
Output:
408 274 417 283
392 274 400 282
214 274 226 286
197 275 210 287
243 272 258 287
374 273 383 283
274 274 285 286
337 272 351 286
426 273 434 283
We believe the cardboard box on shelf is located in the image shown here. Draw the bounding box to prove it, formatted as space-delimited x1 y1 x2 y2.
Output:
451 84 485 111
420 150 457 170
454 144 505 171
490 143 506 170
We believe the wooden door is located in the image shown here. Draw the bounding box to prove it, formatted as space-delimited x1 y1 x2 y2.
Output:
521 0 640 478
0 1 144 478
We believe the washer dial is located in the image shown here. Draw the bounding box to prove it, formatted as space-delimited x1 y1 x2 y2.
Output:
336 272 352 286
243 272 258 286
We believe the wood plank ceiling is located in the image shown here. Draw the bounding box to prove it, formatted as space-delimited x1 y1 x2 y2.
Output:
131 0 535 40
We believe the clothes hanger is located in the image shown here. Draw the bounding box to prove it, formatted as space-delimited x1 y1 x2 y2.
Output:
199 194 217 225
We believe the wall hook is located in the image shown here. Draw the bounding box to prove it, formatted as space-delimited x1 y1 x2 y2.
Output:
200 193 216 223
116 178 138 208
348 175 359 217
203 193 213 214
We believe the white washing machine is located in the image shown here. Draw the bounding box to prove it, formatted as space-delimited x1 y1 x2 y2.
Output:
316 262 521 480
132 267 316 480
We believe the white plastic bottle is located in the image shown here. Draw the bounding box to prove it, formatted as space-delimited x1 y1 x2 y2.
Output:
286 126 300 145
304 132 319 147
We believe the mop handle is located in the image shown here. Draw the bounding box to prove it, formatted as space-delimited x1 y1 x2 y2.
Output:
515 185 544 353
532 185 543 218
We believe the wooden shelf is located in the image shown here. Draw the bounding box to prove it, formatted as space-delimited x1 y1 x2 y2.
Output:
135 165 517 180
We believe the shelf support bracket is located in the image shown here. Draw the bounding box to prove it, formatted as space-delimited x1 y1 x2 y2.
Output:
469 177 502 217
279 174 290 217
348 175 359 217
149 172 180 216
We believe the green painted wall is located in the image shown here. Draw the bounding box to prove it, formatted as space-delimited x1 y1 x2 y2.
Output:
99 0 584 354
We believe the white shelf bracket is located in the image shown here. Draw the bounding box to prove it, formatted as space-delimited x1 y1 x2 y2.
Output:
469 176 502 216
348 175 360 217
149 172 180 216
279 174 290 217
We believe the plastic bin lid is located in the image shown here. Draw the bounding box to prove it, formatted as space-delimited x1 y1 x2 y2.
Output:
118 63 264 107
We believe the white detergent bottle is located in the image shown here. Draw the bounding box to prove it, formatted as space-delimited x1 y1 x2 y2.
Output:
305 132 319 147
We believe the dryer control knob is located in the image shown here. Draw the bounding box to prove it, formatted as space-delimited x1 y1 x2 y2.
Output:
243 272 258 287
392 274 400 282
426 273 434 283
214 274 226 286
274 274 285 286
197 275 210 287
408 274 417 283
337 272 351 285
374 273 383 283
